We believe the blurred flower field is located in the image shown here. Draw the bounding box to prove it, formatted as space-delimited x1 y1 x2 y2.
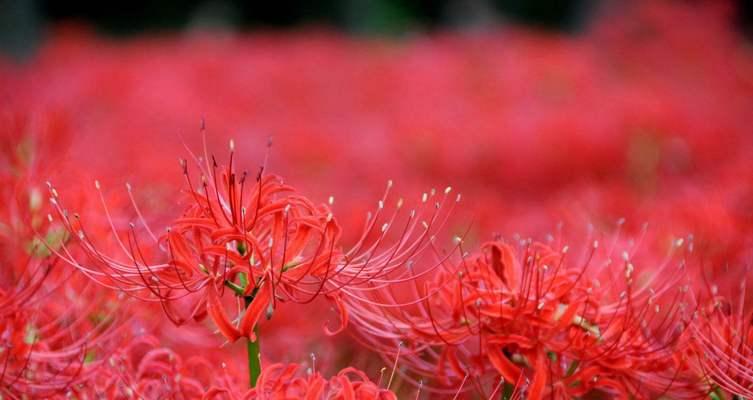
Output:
2 1 753 398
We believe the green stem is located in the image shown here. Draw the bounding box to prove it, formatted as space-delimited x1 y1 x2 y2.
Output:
709 386 726 400
244 296 261 388
501 381 515 400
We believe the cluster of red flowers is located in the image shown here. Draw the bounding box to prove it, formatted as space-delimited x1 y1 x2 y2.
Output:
2 1 753 398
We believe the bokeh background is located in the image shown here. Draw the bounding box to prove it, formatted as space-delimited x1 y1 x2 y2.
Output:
3 0 753 58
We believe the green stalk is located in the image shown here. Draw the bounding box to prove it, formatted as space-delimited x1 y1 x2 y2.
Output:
244 296 261 388
501 381 515 400
709 386 726 400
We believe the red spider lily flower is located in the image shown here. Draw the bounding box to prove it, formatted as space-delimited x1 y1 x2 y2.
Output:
236 362 397 400
0 128 127 398
90 345 397 400
47 140 341 343
687 276 753 398
81 335 243 399
0 205 122 397
47 138 457 346
345 225 695 399
0 239 122 398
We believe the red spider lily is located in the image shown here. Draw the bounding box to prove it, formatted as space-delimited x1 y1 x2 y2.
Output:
235 362 397 400
0 272 125 397
345 225 696 398
82 335 242 399
70 335 397 400
47 137 457 347
687 276 753 398
0 148 123 397
46 140 340 343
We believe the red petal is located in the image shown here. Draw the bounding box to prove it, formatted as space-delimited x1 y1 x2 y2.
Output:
324 293 349 335
206 283 241 342
528 353 548 400
240 282 271 341
487 345 522 383
487 242 518 288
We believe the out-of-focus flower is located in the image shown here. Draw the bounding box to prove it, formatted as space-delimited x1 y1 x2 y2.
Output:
85 335 242 399
238 362 397 400
345 227 698 398
0 126 122 398
687 275 753 398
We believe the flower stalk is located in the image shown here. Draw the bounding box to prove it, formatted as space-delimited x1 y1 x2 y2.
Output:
244 295 261 388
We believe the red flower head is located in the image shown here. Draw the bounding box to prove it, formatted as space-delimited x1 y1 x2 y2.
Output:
240 363 397 400
688 274 753 398
344 224 696 399
0 127 122 398
48 139 340 343
87 335 240 399
47 137 457 347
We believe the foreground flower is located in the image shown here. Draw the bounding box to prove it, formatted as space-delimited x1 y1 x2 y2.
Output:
47 136 457 387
